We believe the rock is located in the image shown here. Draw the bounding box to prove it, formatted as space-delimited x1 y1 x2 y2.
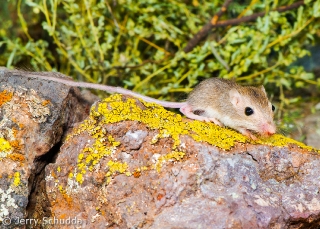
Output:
0 68 319 228
0 68 94 228
302 111 320 149
44 94 320 229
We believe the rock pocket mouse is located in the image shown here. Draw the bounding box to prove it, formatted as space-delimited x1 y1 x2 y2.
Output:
180 78 276 140
15 70 276 140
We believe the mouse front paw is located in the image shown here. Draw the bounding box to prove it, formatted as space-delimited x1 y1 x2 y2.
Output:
239 129 258 140
207 118 223 126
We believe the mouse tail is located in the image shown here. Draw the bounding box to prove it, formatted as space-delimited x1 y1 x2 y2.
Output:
113 87 185 108
23 73 184 109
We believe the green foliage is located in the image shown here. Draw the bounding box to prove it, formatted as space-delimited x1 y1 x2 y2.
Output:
0 0 320 103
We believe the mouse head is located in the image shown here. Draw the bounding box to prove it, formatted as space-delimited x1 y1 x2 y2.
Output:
229 85 276 137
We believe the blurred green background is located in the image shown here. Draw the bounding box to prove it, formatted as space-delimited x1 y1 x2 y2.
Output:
1 0 320 143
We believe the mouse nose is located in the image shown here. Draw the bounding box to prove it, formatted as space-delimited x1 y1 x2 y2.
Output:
262 122 276 136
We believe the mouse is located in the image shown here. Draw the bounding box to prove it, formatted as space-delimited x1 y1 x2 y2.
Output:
10 70 276 140
181 78 276 140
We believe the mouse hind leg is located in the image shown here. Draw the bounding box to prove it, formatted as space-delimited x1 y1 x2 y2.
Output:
179 104 223 126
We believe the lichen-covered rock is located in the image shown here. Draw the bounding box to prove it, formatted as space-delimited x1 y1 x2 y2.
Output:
43 94 320 229
0 68 319 228
0 68 94 228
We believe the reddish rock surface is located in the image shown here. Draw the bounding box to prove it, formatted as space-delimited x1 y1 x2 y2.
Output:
0 69 94 229
0 68 320 229
44 126 320 229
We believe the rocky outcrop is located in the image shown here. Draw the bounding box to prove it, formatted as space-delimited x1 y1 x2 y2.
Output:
0 68 319 228
302 109 320 149
0 69 95 228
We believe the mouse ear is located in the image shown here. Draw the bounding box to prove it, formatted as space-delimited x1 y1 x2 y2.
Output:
259 85 267 95
229 88 243 108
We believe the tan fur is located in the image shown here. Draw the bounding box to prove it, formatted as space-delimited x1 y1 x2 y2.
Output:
186 78 275 138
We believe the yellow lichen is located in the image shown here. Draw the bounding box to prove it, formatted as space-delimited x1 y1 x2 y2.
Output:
155 151 186 172
58 185 64 192
97 94 316 152
70 119 126 184
257 134 317 151
107 160 129 174
76 173 83 184
0 138 12 152
104 160 130 183
13 172 20 186
64 94 318 187
88 94 248 150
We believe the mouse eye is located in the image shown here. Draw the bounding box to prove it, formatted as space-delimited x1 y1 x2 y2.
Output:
245 107 254 116
272 105 275 112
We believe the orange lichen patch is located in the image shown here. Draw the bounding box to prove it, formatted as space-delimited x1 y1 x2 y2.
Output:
58 185 73 206
9 140 22 151
12 128 18 137
42 100 51 106
0 90 13 107
7 153 25 162
133 170 141 178
59 214 68 219
61 193 73 207
157 193 164 201
51 171 58 179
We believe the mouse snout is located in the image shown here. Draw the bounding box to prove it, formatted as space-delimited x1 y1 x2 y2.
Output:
261 122 276 136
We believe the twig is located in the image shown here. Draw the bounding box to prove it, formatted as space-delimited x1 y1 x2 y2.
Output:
184 0 305 53
184 0 232 53
211 0 233 25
